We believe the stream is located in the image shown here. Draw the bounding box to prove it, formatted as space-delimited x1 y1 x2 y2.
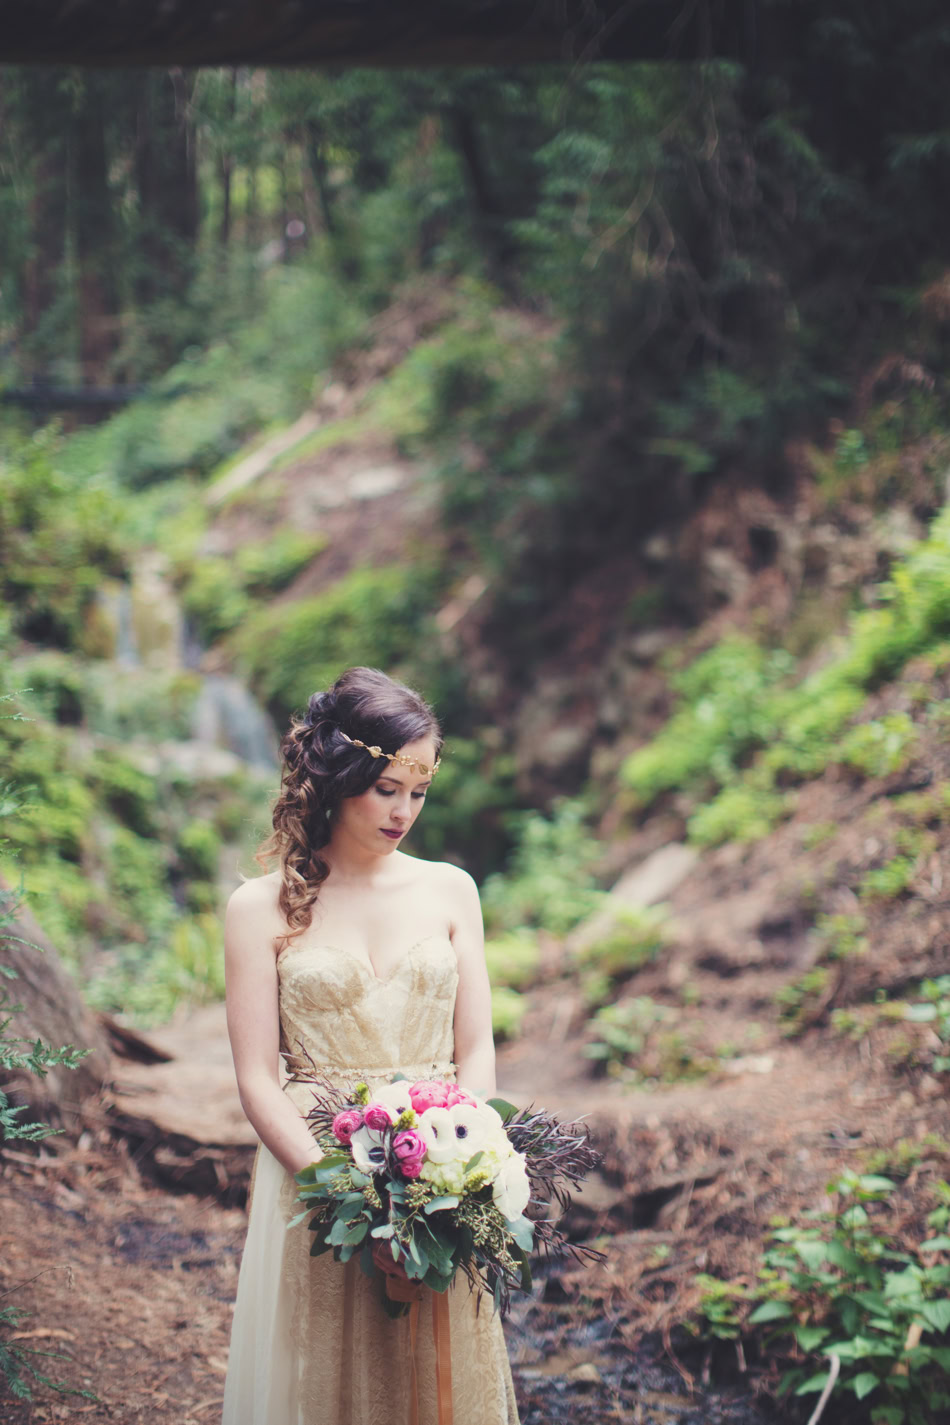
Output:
506 1264 777 1425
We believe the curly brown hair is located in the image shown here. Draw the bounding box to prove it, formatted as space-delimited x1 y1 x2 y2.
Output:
255 667 442 954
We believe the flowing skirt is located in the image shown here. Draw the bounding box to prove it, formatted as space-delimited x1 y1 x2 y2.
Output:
222 1143 520 1425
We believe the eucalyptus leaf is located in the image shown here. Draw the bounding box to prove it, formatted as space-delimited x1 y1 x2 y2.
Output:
506 1215 534 1252
424 1195 460 1213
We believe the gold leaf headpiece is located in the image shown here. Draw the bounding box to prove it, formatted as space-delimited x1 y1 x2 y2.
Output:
339 731 441 776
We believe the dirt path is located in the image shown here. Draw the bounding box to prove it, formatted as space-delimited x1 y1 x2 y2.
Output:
0 1136 244 1423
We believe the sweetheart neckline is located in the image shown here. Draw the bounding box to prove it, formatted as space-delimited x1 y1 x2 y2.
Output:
278 932 457 985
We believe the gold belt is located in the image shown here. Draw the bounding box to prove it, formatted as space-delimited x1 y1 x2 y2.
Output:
281 1057 458 1086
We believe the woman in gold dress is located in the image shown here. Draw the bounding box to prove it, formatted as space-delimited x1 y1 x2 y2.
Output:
221 667 520 1425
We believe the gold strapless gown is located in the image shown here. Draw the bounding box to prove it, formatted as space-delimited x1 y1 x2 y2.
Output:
221 935 521 1425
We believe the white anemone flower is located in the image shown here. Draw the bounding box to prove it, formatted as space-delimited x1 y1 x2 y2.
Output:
349 1124 388 1175
446 1102 506 1160
420 1102 509 1164
491 1151 530 1221
371 1082 415 1120
417 1107 458 1163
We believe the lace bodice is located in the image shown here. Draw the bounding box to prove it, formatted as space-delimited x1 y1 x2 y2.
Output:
277 934 459 1090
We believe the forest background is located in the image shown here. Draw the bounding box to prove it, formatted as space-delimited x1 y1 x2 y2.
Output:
5 11 950 1420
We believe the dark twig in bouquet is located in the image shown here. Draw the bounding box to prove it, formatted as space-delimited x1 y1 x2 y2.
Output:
505 1103 607 1270
506 1103 603 1210
281 1041 351 1142
528 1214 606 1267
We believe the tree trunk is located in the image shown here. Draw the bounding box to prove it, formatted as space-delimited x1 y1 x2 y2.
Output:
18 70 70 383
73 73 120 385
0 877 110 1136
135 68 199 311
444 102 516 298
218 67 237 248
304 119 337 237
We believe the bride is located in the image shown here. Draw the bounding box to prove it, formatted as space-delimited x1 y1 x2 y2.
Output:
221 666 520 1424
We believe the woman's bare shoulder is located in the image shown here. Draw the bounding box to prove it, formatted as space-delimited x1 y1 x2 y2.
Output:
402 854 477 894
227 869 282 911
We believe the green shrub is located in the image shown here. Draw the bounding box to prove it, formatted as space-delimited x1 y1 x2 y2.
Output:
80 666 203 744
88 912 226 1023
774 968 831 1034
905 977 950 1073
175 820 221 880
411 735 519 878
572 905 668 979
736 1172 950 1423
88 749 159 837
9 651 85 726
484 932 541 991
236 531 328 594
836 712 918 778
372 288 553 457
618 504 950 848
232 561 444 721
179 533 329 647
480 797 604 937
490 985 528 1041
859 855 918 902
61 265 366 489
688 781 792 847
0 691 96 1404
814 912 868 961
0 427 129 649
621 635 794 805
583 996 671 1072
180 559 252 643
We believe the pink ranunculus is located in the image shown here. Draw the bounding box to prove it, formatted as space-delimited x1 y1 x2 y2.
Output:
444 1086 478 1108
408 1079 452 1113
363 1102 395 1132
332 1108 364 1145
392 1129 427 1179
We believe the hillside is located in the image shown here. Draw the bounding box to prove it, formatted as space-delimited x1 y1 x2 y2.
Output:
4 275 950 1422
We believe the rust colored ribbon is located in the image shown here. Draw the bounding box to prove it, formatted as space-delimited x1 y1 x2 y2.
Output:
384 1277 454 1425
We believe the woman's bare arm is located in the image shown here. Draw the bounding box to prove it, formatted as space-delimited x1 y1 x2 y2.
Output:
447 867 497 1100
224 879 322 1177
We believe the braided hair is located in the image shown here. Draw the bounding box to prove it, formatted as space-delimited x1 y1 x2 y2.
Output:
255 667 442 954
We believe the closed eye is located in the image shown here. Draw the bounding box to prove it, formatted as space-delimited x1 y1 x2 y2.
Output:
375 788 428 800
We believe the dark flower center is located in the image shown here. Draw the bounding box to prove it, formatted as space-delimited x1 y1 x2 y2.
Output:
455 1125 468 1138
369 1147 385 1165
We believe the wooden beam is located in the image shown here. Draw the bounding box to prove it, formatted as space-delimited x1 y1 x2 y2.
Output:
0 0 774 69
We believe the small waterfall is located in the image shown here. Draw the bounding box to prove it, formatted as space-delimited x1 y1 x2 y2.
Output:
190 673 278 770
94 558 279 775
114 584 139 668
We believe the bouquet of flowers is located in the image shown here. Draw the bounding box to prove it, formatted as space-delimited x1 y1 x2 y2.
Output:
292 1074 602 1316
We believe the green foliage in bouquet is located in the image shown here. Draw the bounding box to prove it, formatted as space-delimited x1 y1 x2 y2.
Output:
294 1144 533 1316
292 1076 602 1319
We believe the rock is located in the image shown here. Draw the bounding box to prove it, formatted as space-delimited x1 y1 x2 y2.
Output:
719 1054 775 1077
627 628 679 662
347 465 407 500
567 843 698 956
